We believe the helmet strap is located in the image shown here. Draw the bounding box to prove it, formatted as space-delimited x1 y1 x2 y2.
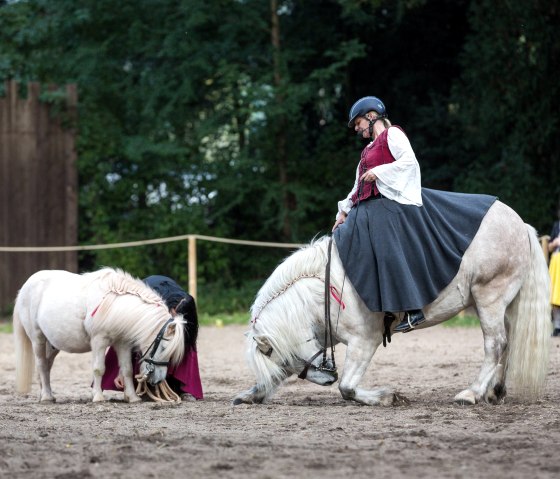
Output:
367 114 386 139
368 118 378 138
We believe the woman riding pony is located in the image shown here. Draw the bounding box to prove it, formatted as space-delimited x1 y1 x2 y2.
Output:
333 96 496 333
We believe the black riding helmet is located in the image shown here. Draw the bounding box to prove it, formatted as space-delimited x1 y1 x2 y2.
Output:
347 96 386 128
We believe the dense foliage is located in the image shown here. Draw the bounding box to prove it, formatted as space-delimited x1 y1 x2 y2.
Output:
1 0 559 312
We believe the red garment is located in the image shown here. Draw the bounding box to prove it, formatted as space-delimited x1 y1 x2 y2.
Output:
101 346 204 400
351 127 398 203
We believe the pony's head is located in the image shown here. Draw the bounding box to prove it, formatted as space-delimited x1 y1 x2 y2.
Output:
233 238 339 405
137 313 186 385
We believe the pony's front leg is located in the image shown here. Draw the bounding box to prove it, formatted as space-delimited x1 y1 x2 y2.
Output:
339 337 399 406
114 344 141 403
91 337 109 402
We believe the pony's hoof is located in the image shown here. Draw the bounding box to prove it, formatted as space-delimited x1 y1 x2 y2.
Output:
126 394 142 403
454 389 477 405
232 386 266 405
92 394 105 403
485 383 506 404
391 392 410 406
40 396 56 403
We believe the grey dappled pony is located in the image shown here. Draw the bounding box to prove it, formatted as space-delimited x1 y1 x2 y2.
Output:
14 268 185 403
233 201 552 406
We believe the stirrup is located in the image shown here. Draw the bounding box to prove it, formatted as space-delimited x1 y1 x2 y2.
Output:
394 310 425 333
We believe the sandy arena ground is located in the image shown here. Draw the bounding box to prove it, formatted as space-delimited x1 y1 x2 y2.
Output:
0 324 559 479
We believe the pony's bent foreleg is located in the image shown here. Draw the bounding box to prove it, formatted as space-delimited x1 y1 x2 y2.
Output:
339 338 398 406
114 344 141 403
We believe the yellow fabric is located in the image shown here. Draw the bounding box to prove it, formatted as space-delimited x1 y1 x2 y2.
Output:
549 252 560 306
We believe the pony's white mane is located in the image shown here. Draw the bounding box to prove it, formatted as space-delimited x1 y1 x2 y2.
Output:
89 268 185 364
247 236 340 394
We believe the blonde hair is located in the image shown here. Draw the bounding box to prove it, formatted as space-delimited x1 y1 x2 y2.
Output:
371 111 392 128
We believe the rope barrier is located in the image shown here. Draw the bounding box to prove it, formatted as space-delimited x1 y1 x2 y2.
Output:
0 234 306 252
1 233 547 254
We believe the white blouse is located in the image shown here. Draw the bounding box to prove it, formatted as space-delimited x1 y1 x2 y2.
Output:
336 126 423 219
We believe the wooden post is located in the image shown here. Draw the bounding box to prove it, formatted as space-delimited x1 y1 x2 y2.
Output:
0 80 78 312
188 235 197 302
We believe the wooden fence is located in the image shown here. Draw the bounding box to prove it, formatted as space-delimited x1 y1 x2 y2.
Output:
0 80 78 312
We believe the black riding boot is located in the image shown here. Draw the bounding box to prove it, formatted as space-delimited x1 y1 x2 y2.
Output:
394 310 425 333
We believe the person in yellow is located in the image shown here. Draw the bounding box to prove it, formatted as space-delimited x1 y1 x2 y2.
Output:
549 215 560 337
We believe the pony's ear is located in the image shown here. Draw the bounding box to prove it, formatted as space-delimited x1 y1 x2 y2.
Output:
254 335 273 356
166 322 176 336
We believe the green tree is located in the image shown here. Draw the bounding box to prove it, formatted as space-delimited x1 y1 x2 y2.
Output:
450 0 560 231
3 0 554 313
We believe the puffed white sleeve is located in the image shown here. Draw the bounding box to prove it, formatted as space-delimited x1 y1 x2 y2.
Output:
371 127 422 206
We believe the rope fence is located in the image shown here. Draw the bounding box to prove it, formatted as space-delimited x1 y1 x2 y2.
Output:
0 234 306 301
0 234 551 302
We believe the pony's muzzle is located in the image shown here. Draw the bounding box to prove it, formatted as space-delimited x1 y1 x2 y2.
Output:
323 370 338 385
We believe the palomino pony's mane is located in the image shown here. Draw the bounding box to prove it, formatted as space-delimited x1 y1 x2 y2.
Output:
90 268 185 364
251 237 330 322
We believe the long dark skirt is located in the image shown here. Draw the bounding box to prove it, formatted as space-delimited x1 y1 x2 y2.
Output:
333 188 496 312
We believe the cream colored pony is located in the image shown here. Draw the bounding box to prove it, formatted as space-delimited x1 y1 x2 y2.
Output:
14 268 185 402
234 201 552 406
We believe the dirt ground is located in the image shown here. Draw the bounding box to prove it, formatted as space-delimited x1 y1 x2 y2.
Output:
1 324 559 479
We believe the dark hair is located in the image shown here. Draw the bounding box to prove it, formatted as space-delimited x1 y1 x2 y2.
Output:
176 295 199 352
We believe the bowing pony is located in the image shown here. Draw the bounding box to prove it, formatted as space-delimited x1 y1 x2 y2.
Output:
14 267 185 403
233 200 552 406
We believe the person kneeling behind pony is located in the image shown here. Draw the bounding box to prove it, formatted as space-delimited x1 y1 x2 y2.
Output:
101 275 203 401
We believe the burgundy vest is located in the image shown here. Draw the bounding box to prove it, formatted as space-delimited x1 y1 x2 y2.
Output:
351 127 399 203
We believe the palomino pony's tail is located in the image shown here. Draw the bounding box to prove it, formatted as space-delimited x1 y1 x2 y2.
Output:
13 302 35 394
506 225 552 401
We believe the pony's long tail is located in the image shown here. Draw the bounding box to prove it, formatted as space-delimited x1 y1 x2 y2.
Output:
14 302 34 394
506 225 552 401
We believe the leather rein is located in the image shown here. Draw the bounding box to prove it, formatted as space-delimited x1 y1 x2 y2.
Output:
298 236 338 379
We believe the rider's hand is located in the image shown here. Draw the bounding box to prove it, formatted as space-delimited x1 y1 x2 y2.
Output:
114 374 124 390
360 169 377 183
332 212 347 232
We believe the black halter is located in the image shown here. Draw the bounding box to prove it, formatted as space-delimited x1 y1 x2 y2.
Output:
138 317 174 371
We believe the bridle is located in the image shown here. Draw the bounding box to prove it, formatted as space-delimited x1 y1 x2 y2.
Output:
297 237 338 380
298 179 366 378
138 317 174 373
252 238 340 381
